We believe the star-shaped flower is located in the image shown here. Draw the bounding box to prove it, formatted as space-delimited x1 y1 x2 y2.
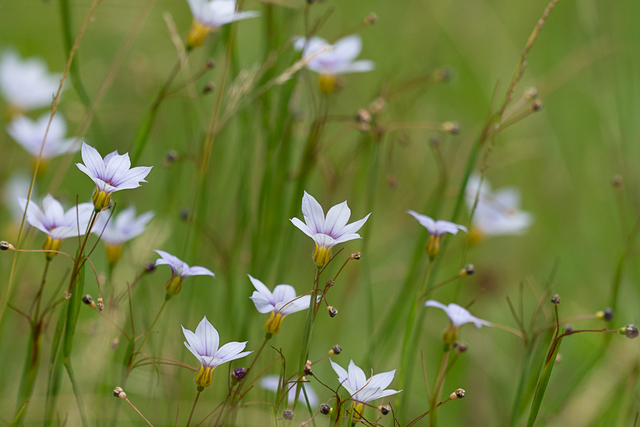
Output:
0 50 61 112
76 142 152 211
407 210 467 259
18 195 93 259
155 250 215 296
425 300 492 344
465 174 533 241
248 275 311 335
186 0 259 49
291 191 370 267
182 316 251 388
93 206 154 264
330 359 400 418
8 113 79 159
260 375 318 407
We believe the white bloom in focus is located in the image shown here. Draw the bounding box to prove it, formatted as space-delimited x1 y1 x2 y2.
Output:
465 174 533 239
186 0 259 48
330 359 400 417
248 275 311 335
93 206 153 264
18 195 93 258
155 250 215 296
0 50 61 111
8 113 79 159
260 375 318 407
182 316 251 388
425 300 491 328
76 142 152 211
290 191 370 266
407 210 467 258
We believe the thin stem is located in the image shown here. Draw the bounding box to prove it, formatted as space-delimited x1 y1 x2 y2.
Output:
131 298 169 366
124 397 154 427
429 347 451 427
186 391 202 427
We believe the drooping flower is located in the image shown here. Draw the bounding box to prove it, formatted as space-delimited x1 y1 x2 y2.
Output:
248 275 311 336
93 206 154 265
182 316 251 388
465 174 533 244
330 359 400 418
8 113 79 159
290 191 370 267
425 300 492 344
185 0 259 49
0 50 61 113
293 35 374 94
407 210 467 259
260 375 318 407
155 250 215 296
76 142 152 212
18 195 94 259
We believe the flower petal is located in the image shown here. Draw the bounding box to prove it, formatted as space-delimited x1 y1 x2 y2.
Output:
195 316 219 356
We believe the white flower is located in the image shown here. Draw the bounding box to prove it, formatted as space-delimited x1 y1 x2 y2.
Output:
186 0 259 48
330 359 400 416
249 275 311 335
5 172 35 225
76 142 152 211
408 210 467 258
155 250 215 296
18 195 93 241
465 174 533 237
293 35 374 76
290 191 370 266
182 316 251 387
260 375 318 407
0 50 61 111
94 206 153 245
8 113 79 159
424 300 492 329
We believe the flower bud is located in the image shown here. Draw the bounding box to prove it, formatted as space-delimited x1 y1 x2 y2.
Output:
364 13 378 25
442 121 460 135
320 404 332 415
164 150 178 167
620 324 639 339
450 388 466 400
233 367 246 381
203 82 215 94
82 295 95 307
461 264 475 276
304 360 313 376
596 307 614 322
379 405 390 415
144 262 156 274
455 342 468 353
325 280 335 289
564 324 573 333
551 294 560 305
96 297 104 312
531 100 543 112
327 306 338 318
328 344 342 356
205 59 216 69
282 409 294 420
0 241 14 251
113 387 126 399
350 252 362 260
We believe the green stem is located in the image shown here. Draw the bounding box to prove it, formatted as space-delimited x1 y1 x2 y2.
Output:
131 297 169 366
429 347 451 427
62 357 88 427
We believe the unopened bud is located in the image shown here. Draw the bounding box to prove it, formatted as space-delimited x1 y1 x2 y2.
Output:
455 342 468 353
304 360 313 376
96 297 104 312
113 387 126 399
379 405 390 415
329 344 342 356
564 324 573 333
356 108 372 123
320 403 332 415
531 100 543 111
164 150 178 166
325 280 335 289
327 306 338 318
282 409 294 420
620 324 639 339
612 175 624 189
350 252 362 260
551 294 560 305
364 13 378 25
461 264 475 276
233 367 246 381
596 307 614 322
450 388 466 400
144 262 156 274
524 87 538 100
442 121 460 135
0 241 14 251
82 295 94 307
203 82 215 94
205 59 216 69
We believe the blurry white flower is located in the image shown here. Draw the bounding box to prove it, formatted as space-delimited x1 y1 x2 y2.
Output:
5 172 35 225
0 50 61 111
182 316 251 388
407 210 467 258
465 174 533 240
186 0 259 49
249 275 311 335
18 195 93 258
293 35 374 94
155 250 215 296
8 113 79 159
260 375 318 407
290 191 370 267
93 206 153 264
425 300 491 344
76 142 152 211
330 359 400 418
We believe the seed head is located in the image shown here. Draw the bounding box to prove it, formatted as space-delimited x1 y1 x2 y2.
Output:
144 262 156 274
461 264 475 276
304 360 313 376
364 13 378 25
551 294 561 305
564 324 573 333
0 241 15 251
450 388 466 400
320 404 332 415
328 344 342 356
96 297 104 312
455 342 468 353
282 409 294 420
442 121 460 135
327 306 338 318
620 324 639 339
531 100 543 112
203 82 215 94
325 280 335 289
356 108 372 123
82 295 94 306
164 150 178 166
350 252 362 260
113 387 126 399
205 59 216 69
596 307 614 322
379 405 391 415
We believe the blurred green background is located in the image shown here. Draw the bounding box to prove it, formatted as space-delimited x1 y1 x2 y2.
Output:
0 0 639 425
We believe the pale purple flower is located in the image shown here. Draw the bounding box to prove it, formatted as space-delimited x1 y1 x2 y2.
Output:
330 360 400 404
18 195 93 240
293 35 374 75
187 0 259 28
425 300 492 329
407 210 467 236
260 375 318 407
155 250 215 279
0 50 61 111
290 191 370 266
8 113 79 158
249 275 310 316
76 142 152 195
93 206 153 245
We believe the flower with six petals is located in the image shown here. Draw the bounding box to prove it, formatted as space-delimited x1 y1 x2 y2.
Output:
185 0 259 49
155 250 215 296
407 210 467 259
8 113 79 159
291 191 370 267
425 300 492 345
93 206 154 264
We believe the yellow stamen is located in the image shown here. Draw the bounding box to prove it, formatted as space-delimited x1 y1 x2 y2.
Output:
187 19 211 49
264 311 285 335
318 74 336 95
92 187 111 212
425 234 442 259
349 402 365 420
105 244 123 265
165 275 183 296
313 243 332 267
43 236 61 260
468 226 484 247
195 364 215 388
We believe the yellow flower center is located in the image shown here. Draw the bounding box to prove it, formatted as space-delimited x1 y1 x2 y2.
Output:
425 234 442 259
43 236 62 260
165 275 183 296
318 74 336 95
92 187 111 212
195 364 215 388
264 311 285 335
313 243 332 267
106 244 123 265
349 402 365 420
187 19 211 49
